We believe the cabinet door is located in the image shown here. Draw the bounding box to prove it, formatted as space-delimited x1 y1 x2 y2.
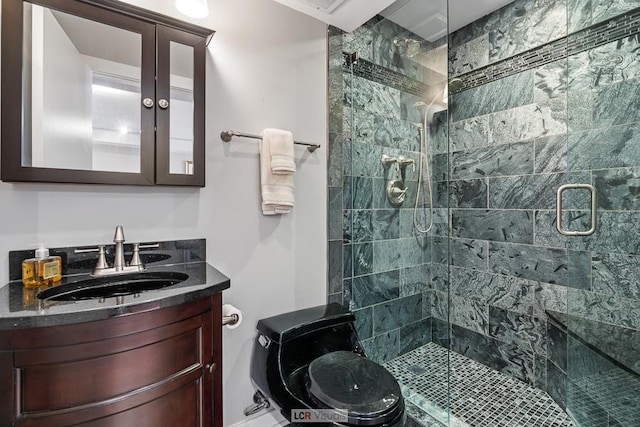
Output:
1 0 156 185
155 25 206 186
8 305 215 426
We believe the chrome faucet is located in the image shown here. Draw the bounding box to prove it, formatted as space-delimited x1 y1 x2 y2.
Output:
75 225 153 276
113 225 126 272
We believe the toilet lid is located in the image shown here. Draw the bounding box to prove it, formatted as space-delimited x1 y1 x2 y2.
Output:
306 351 402 420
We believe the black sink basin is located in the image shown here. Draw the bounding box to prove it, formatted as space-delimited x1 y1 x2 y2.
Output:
37 271 189 301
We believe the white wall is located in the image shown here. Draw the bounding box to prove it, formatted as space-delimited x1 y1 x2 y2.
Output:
0 0 327 425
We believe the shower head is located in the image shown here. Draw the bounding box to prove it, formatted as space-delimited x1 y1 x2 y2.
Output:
393 37 421 58
448 78 465 93
413 101 428 116
411 101 428 129
405 39 421 57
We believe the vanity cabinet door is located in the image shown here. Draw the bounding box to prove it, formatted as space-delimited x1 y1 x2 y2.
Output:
0 294 223 427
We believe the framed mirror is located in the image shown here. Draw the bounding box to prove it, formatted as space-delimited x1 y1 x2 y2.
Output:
1 0 212 186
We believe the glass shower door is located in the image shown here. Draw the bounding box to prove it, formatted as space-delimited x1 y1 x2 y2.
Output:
564 4 640 426
338 1 450 424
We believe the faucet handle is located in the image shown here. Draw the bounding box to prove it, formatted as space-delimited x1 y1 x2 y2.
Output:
397 156 416 172
113 225 125 243
129 243 144 268
94 246 109 271
138 243 160 250
381 154 398 169
74 245 109 271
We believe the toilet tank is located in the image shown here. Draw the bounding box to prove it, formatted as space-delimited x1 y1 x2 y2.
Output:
250 304 362 410
256 303 356 343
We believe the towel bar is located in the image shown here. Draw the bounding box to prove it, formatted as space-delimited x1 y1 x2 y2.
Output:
220 130 320 153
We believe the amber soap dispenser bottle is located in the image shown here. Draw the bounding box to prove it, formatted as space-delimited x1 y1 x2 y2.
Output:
22 245 62 288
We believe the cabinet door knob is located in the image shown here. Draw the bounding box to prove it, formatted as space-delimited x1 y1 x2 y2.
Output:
206 363 215 374
158 99 169 109
142 98 154 108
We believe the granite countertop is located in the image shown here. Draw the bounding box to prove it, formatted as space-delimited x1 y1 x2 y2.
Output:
0 261 230 330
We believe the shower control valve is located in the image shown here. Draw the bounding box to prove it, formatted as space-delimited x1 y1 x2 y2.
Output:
387 180 407 206
397 156 415 172
381 154 398 170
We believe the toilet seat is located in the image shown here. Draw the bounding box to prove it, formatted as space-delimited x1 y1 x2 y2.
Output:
305 351 403 425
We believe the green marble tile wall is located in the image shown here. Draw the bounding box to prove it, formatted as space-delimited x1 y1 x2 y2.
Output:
445 0 640 420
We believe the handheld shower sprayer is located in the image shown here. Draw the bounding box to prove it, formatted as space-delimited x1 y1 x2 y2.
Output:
412 84 448 235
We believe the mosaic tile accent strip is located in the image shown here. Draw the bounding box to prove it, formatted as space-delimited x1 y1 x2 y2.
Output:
385 342 575 427
343 54 428 98
451 38 567 94
344 8 640 95
567 7 640 56
452 6 640 94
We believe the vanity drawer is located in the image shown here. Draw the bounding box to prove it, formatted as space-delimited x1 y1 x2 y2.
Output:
16 315 204 413
80 381 201 427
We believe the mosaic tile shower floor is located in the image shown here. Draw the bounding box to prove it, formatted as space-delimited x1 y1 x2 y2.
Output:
385 343 574 427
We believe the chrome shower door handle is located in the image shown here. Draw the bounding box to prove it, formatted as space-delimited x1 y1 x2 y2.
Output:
556 184 597 236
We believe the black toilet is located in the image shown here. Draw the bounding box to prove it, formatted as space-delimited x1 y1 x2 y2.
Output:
250 303 406 426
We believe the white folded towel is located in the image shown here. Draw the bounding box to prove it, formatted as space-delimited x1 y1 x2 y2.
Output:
260 131 295 215
262 128 296 174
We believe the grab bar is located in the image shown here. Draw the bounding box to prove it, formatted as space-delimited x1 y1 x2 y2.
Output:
556 184 597 236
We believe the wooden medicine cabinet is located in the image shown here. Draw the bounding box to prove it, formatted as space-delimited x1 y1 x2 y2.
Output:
1 0 213 186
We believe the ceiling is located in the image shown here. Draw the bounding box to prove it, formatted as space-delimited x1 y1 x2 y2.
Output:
273 0 515 34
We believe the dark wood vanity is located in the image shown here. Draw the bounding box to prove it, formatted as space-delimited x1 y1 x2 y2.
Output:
0 240 229 427
0 293 223 426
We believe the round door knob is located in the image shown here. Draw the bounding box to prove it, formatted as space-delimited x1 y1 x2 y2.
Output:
142 98 154 108
158 99 169 109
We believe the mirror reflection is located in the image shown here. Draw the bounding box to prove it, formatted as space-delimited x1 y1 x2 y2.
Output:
22 3 142 173
169 41 195 175
21 4 196 176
